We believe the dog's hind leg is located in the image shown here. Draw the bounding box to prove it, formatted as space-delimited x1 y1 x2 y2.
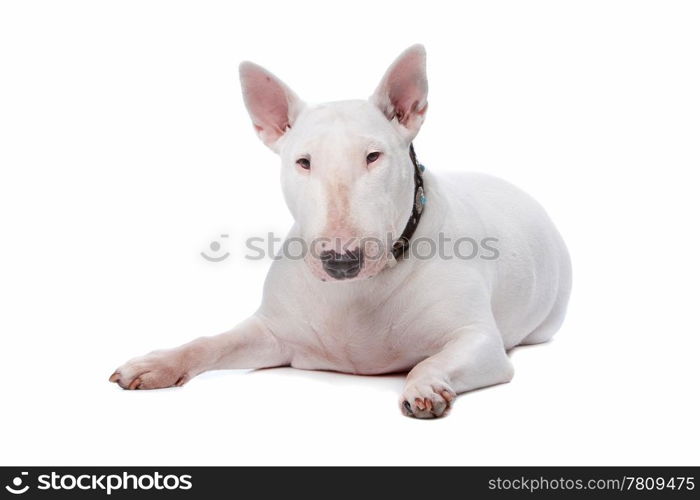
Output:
520 291 570 345
520 252 572 346
109 315 290 390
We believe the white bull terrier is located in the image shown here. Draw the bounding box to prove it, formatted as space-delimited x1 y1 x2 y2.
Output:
110 45 571 418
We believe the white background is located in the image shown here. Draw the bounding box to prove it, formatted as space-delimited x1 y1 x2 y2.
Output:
1 1 699 466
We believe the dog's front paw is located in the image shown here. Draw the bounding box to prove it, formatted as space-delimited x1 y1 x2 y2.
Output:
400 381 456 419
109 349 190 390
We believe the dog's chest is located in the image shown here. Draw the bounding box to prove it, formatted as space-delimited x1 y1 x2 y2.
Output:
285 305 421 375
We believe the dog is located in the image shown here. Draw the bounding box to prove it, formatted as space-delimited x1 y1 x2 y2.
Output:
109 45 571 418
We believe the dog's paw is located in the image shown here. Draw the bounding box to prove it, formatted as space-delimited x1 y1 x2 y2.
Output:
109 349 190 390
400 381 456 419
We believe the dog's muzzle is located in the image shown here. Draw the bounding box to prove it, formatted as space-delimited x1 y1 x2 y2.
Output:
321 249 363 280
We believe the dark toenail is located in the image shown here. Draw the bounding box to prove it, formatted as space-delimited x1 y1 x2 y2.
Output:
403 400 413 414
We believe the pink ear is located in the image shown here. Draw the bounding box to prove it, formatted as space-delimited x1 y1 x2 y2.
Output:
371 44 428 141
239 61 305 151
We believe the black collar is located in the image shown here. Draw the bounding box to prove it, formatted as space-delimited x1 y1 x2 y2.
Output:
391 143 425 260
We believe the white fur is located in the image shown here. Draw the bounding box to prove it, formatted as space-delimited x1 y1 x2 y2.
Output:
110 45 571 419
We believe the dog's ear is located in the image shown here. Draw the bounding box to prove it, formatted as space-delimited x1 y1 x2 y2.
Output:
239 62 305 152
371 44 428 142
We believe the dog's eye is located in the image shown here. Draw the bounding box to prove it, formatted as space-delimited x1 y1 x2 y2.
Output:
296 158 311 170
366 152 381 164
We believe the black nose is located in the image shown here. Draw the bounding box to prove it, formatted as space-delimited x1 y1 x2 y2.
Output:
321 249 363 280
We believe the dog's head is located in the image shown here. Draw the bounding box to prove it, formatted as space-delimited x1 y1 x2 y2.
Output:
239 45 428 281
